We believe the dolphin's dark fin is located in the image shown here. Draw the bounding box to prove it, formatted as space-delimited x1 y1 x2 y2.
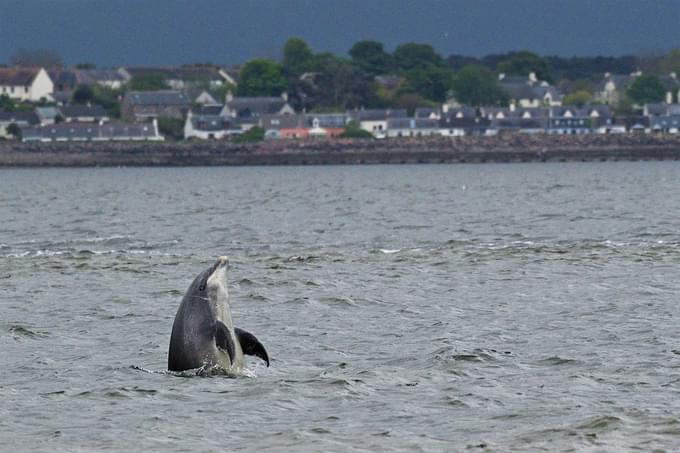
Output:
214 321 235 365
235 328 270 367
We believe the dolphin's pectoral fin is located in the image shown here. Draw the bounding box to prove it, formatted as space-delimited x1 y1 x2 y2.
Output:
235 328 270 367
214 321 236 365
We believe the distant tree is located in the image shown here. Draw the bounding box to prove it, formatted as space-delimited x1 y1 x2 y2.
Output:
72 85 95 104
128 74 169 91
10 49 63 68
233 126 265 143
627 74 666 104
497 51 552 82
400 66 453 102
157 117 185 141
312 56 380 109
5 123 21 140
391 93 436 116
75 63 97 70
660 49 680 75
0 94 15 112
614 95 636 116
451 65 508 106
570 79 594 93
393 43 445 71
545 55 639 81
339 121 373 139
562 90 592 107
282 38 314 78
237 60 288 97
92 85 122 118
446 54 483 71
349 40 393 76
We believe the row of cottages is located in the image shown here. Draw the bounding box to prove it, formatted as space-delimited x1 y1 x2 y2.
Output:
184 94 295 139
118 65 238 90
0 104 110 136
21 120 163 142
0 67 53 102
121 91 191 120
47 65 240 102
593 72 680 105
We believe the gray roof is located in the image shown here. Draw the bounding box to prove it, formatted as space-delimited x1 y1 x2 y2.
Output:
75 69 126 85
387 118 439 129
125 90 189 106
659 75 680 90
35 106 60 120
59 104 108 119
439 117 491 128
0 68 40 86
190 104 224 116
350 109 408 121
190 116 235 132
443 107 477 119
0 110 39 125
48 70 78 87
492 117 548 129
22 121 161 141
260 114 306 130
306 114 349 128
226 97 289 117
414 108 440 118
651 115 680 129
124 66 226 82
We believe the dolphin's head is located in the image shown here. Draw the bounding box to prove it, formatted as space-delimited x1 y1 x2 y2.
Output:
186 256 229 301
204 256 229 294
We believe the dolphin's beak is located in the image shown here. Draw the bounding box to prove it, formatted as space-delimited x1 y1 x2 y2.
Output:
217 256 229 269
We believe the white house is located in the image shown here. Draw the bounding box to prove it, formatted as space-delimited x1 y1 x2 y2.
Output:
348 109 408 138
0 67 54 102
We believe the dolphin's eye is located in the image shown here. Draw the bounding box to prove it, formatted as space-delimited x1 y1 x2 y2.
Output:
199 282 206 291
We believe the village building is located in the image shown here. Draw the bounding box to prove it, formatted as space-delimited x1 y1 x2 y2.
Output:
492 117 548 134
75 69 126 90
442 106 476 118
183 105 240 140
414 108 441 119
0 67 54 102
498 73 563 107
59 104 109 123
650 115 680 133
385 118 440 138
121 90 190 120
438 116 492 136
119 65 235 90
306 114 348 138
0 110 40 138
21 120 163 142
35 106 60 125
593 73 637 105
348 109 408 138
223 92 295 119
260 114 308 139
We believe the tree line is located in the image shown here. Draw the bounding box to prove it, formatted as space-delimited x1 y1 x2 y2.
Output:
6 42 680 113
235 39 680 112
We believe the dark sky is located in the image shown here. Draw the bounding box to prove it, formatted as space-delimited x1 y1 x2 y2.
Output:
1 0 679 67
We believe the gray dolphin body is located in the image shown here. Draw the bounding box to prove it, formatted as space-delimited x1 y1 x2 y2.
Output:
168 257 269 372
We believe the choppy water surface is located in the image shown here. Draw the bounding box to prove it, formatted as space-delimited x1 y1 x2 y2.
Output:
2 163 680 451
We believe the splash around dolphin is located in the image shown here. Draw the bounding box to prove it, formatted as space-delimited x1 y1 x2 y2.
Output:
168 256 269 373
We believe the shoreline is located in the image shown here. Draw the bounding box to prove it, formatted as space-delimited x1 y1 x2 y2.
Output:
2 135 680 167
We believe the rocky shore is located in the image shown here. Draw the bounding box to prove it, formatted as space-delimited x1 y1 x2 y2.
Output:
2 134 680 167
